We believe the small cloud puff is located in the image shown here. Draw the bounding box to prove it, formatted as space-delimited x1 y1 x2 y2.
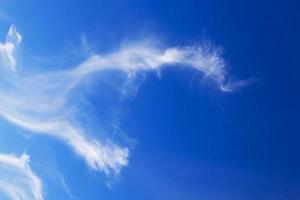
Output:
0 25 21 72
0 153 43 200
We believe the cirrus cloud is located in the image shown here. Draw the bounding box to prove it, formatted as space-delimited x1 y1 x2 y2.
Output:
0 25 243 178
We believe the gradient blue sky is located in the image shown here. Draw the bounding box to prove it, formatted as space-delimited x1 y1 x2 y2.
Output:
0 0 299 200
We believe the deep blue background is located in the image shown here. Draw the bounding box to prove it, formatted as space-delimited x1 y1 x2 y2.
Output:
0 0 300 199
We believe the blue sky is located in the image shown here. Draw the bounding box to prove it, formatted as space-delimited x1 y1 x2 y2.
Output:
0 0 299 199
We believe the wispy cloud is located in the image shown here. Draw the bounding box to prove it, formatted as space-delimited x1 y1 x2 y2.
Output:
0 25 241 177
0 153 43 200
59 176 76 199
70 40 234 91
0 25 21 72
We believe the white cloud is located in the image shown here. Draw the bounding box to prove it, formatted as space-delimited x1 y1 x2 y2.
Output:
0 25 21 72
70 41 230 91
0 153 43 200
0 25 242 177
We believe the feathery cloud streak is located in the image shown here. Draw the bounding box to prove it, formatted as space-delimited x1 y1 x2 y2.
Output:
0 153 43 200
0 25 237 177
